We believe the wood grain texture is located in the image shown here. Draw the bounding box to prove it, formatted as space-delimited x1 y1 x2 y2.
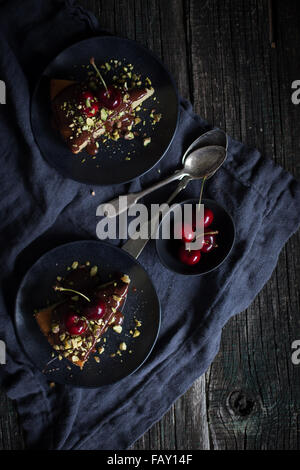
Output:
1 0 299 450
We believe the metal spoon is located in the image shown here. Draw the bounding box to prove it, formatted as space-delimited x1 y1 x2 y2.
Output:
152 128 228 208
121 129 228 258
104 144 226 217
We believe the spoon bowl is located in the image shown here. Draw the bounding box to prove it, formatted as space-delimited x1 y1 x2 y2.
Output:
183 145 227 179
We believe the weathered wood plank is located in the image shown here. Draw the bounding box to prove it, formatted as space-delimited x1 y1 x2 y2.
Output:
186 0 300 450
0 390 24 450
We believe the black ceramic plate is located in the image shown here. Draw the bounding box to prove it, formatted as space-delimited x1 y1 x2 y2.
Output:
15 241 160 388
156 199 235 276
31 36 179 185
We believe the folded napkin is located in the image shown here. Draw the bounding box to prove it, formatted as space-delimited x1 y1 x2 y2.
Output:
0 0 299 450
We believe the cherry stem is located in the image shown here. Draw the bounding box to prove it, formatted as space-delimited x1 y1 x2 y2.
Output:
90 57 108 93
195 230 219 240
197 176 207 211
53 285 91 302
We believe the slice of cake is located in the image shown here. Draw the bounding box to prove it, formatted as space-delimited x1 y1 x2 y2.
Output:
35 273 130 369
51 78 154 155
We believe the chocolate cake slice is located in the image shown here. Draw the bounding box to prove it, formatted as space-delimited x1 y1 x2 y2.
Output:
51 79 154 154
35 272 131 369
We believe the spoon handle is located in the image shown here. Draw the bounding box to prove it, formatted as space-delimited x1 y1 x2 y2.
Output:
122 175 192 259
104 170 185 217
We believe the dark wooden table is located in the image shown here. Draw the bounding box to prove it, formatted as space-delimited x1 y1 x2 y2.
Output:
1 0 300 450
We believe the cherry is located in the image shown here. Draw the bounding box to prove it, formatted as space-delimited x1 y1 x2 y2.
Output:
193 207 214 231
83 298 106 320
174 223 195 243
89 57 122 110
178 245 201 266
97 86 122 110
64 311 87 336
182 223 196 243
203 208 214 228
201 233 217 253
80 91 99 117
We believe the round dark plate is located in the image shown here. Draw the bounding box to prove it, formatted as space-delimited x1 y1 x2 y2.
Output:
156 199 235 276
31 36 179 186
15 241 161 388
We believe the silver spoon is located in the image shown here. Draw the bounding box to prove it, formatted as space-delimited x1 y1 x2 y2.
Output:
121 129 228 258
104 144 226 217
151 128 229 208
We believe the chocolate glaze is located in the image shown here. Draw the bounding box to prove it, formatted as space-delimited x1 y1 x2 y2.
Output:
51 82 149 154
86 141 98 156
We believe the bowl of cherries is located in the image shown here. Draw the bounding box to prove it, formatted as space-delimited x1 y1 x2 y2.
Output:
155 198 235 276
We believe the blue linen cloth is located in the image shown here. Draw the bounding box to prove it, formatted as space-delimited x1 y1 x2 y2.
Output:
0 0 299 450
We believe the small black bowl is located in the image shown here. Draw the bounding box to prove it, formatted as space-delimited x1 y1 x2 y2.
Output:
155 198 235 276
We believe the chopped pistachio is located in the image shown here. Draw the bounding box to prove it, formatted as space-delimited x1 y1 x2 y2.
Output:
90 265 98 277
100 108 108 121
125 131 134 140
64 339 72 350
52 324 60 334
119 342 127 351
143 137 151 147
133 329 140 338
113 325 122 334
86 117 94 126
121 274 130 284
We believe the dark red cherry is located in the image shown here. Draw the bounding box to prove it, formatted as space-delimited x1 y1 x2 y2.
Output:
182 223 196 243
97 86 122 110
174 223 195 242
193 207 214 230
80 91 99 117
83 299 106 320
203 208 214 228
201 233 217 253
178 245 201 265
64 312 87 336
